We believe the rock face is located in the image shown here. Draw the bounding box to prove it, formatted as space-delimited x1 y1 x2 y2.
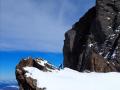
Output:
16 57 58 90
63 0 120 72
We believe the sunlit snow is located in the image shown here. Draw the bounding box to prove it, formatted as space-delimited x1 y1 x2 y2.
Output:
24 67 120 90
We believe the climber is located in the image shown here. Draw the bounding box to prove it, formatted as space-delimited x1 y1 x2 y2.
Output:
58 64 63 69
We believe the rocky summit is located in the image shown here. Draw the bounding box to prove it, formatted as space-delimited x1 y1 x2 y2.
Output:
63 0 120 72
16 57 58 90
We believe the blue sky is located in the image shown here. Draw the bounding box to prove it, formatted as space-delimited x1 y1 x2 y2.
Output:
0 0 95 81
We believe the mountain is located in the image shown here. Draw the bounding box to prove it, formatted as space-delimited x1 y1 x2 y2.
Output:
15 58 120 90
0 80 18 90
16 57 59 90
63 0 120 72
15 0 120 89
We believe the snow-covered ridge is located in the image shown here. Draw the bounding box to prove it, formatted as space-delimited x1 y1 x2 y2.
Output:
16 57 61 90
24 66 120 90
16 57 120 90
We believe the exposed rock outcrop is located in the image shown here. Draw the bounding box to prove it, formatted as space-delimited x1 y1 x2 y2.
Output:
16 57 58 90
63 0 120 72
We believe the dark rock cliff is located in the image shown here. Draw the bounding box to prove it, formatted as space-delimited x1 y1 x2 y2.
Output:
63 0 120 72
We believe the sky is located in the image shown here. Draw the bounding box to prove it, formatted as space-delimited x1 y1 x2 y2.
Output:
0 0 95 81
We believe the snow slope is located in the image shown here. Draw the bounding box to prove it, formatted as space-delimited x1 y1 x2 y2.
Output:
24 67 120 90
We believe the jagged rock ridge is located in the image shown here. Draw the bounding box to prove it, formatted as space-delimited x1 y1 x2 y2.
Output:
63 0 120 72
16 57 58 90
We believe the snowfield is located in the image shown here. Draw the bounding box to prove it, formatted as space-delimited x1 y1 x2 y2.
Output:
24 67 120 90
